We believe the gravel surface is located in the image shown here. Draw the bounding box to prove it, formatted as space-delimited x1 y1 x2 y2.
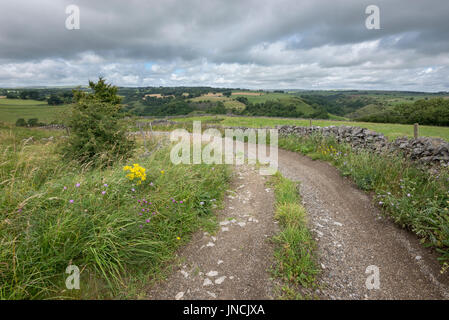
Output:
277 148 449 300
147 164 279 300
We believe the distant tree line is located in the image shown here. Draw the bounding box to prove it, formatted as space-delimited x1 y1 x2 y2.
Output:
4 88 73 105
118 86 243 104
300 94 377 116
355 98 449 126
238 99 329 119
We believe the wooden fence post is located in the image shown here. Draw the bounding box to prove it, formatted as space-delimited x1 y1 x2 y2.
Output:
309 119 312 127
414 123 419 139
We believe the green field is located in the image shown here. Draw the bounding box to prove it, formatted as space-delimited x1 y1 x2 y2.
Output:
231 92 291 103
173 115 449 141
0 98 69 124
233 92 315 114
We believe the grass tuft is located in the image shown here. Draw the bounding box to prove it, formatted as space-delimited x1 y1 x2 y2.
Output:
270 172 320 299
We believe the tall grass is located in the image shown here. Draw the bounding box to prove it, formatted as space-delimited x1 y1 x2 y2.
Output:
279 134 449 267
0 124 230 299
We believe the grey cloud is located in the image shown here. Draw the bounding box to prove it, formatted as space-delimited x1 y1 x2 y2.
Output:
0 0 448 90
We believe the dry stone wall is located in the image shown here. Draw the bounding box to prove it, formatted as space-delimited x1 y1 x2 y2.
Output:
277 125 449 166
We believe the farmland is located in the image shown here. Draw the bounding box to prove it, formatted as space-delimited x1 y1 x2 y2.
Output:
188 94 246 111
0 98 69 124
172 115 449 141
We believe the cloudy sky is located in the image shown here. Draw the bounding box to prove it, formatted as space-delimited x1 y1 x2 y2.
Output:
0 0 448 91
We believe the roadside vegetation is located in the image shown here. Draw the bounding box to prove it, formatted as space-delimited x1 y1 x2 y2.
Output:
279 134 449 269
0 79 231 299
269 173 320 299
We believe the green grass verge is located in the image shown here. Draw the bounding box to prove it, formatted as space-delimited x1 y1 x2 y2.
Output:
269 172 319 299
279 134 449 269
0 124 230 299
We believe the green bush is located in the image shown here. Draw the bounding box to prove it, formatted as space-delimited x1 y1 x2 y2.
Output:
27 118 39 127
63 78 135 168
15 118 27 127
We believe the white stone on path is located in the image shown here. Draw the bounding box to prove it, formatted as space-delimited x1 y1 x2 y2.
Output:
203 278 213 286
206 271 218 277
238 222 246 227
215 276 226 284
217 260 223 265
180 270 189 278
206 291 217 298
206 242 215 247
175 292 184 300
221 227 229 232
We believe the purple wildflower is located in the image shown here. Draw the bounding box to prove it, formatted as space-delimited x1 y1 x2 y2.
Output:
69 200 74 203
75 183 80 188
